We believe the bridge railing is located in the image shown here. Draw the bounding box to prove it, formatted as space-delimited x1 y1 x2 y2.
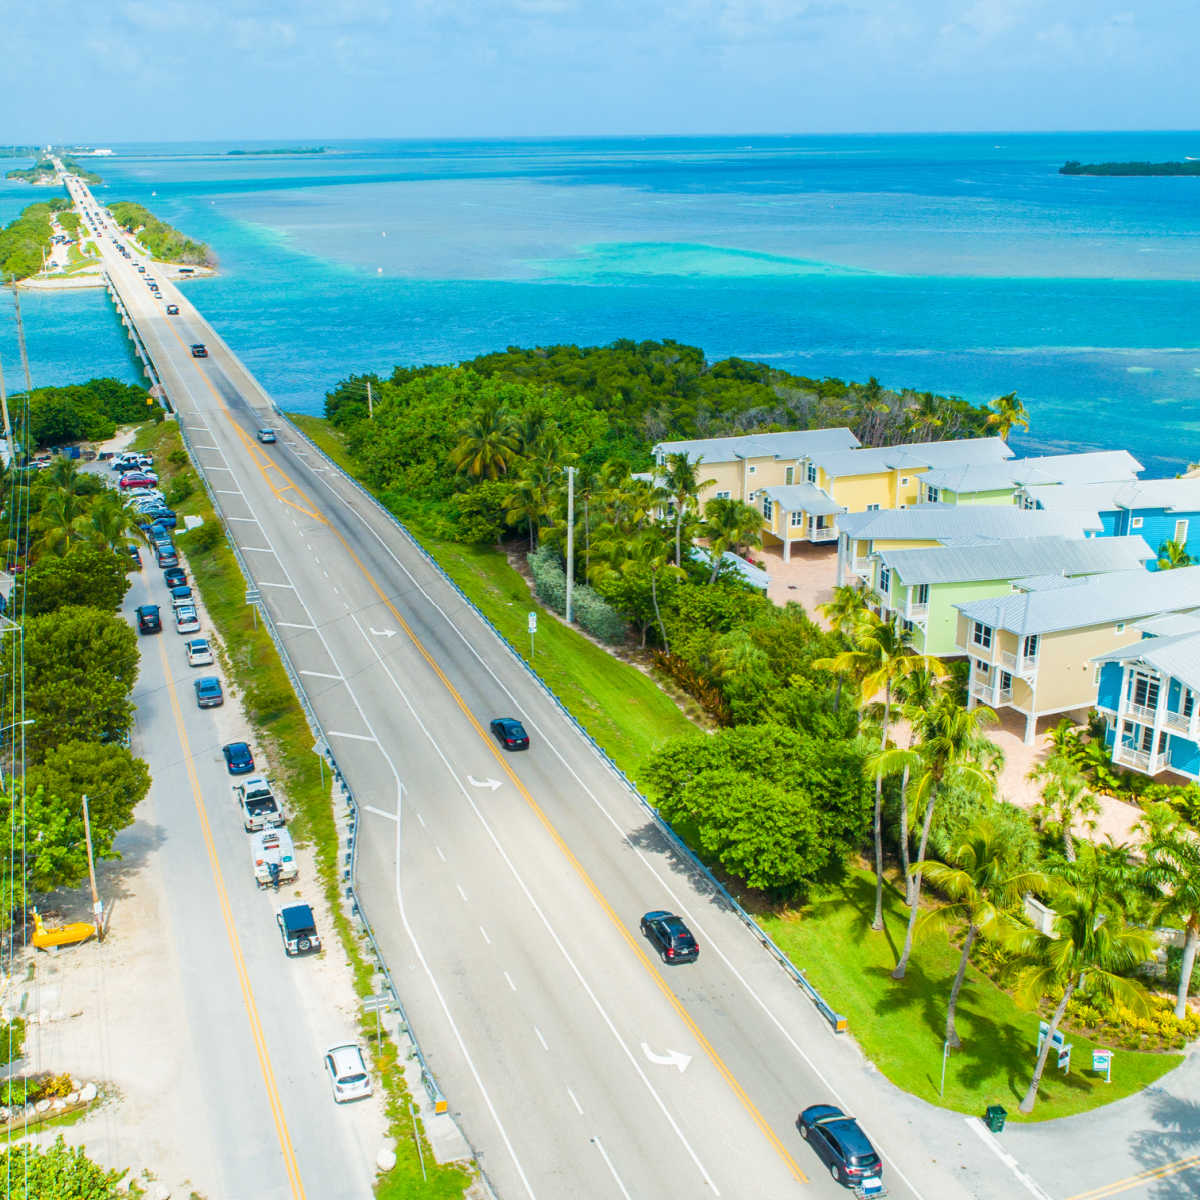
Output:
173 416 501 1198
275 412 848 1035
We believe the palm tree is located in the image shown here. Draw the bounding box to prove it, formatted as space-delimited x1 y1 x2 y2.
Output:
699 497 762 584
893 665 947 902
30 489 90 556
915 819 1049 1047
447 400 519 480
661 452 715 567
1028 755 1099 862
1010 883 1154 1113
985 391 1030 440
43 455 84 494
502 475 552 549
815 618 946 929
1157 539 1194 570
870 696 1000 978
819 583 872 639
591 522 679 652
81 490 137 553
1139 802 1200 1018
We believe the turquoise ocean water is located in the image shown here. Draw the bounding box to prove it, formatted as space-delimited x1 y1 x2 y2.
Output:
2 134 1200 473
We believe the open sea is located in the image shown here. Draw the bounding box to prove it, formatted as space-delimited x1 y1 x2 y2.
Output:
3 133 1200 474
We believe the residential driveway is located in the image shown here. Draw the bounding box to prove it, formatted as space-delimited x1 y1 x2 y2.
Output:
1003 1048 1200 1199
759 542 838 617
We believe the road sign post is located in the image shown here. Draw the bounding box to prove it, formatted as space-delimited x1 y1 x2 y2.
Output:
940 1038 950 1097
1058 1043 1073 1073
528 610 537 659
363 992 390 1046
245 586 261 628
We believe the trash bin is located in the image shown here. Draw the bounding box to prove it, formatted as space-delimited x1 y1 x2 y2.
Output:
984 1105 1007 1133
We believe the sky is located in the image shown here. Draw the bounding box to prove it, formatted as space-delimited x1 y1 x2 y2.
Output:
1 0 1198 140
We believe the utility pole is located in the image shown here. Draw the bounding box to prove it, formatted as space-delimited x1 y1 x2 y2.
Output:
0 354 13 451
564 466 576 624
366 380 374 419
81 794 104 942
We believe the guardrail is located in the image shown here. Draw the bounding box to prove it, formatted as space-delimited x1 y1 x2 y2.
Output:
101 272 171 412
172 416 500 1199
275 413 849 1035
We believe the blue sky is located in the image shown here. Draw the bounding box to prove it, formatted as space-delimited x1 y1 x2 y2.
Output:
2 0 1197 139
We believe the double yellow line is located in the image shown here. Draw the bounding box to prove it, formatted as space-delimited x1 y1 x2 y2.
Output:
1066 1154 1200 1200
156 637 305 1198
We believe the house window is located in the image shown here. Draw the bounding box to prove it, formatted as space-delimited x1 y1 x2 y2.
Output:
901 618 915 634
1131 672 1160 710
785 466 795 486
1175 519 1190 544
913 583 930 607
747 490 756 502
900 476 910 487
762 496 773 520
1022 634 1039 661
790 510 805 527
866 503 881 512
716 490 731 500
1183 690 1195 720
925 485 940 504
878 566 891 596
972 621 993 649
1131 516 1143 528
1094 667 1101 685
748 464 757 475
806 463 818 484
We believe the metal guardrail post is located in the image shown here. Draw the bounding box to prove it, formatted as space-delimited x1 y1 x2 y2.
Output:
276 414 849 1035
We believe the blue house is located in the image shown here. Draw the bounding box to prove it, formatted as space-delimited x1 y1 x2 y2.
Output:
1094 623 1200 781
1023 478 1200 569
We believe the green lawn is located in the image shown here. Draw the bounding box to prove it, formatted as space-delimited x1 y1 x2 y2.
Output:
286 413 698 780
760 869 1182 1122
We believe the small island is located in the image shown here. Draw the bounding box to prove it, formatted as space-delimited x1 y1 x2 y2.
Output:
108 201 214 266
1060 160 1200 177
6 156 102 185
227 146 328 156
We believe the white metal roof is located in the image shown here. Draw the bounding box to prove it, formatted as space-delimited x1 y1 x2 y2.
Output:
760 483 844 515
653 427 858 466
921 450 1142 495
1093 628 1200 695
808 436 1013 478
1026 476 1200 515
840 503 1103 542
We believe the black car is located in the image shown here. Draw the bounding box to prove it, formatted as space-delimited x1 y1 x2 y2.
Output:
640 911 699 963
277 904 321 956
163 567 187 588
190 344 208 358
166 304 179 315
222 741 255 775
797 1105 883 1188
490 716 529 751
136 604 161 634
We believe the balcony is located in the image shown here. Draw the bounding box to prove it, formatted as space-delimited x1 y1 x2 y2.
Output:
848 557 873 579
1122 701 1159 725
1113 744 1164 775
1163 708 1195 735
807 524 837 543
997 649 1039 678
970 679 1013 706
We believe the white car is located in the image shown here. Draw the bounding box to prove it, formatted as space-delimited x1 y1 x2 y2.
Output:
185 638 213 666
324 1043 372 1103
175 604 200 634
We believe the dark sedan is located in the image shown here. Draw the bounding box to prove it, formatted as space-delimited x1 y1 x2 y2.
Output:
222 741 255 775
797 1105 883 1188
639 910 699 963
135 604 161 635
163 567 187 589
490 717 529 751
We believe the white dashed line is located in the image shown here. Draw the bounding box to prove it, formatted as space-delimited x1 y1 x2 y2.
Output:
504 971 517 992
456 884 468 902
363 805 398 822
276 621 316 629
567 1088 583 1115
534 1027 548 1051
328 730 377 742
435 845 446 862
415 812 426 828
479 925 490 944
592 1137 632 1200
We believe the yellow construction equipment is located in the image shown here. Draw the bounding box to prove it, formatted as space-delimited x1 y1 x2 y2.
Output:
31 910 94 950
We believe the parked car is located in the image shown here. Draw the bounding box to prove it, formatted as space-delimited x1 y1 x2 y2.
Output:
190 344 208 358
234 776 285 831
796 1106 883 1189
163 567 187 588
276 904 321 956
489 716 529 751
256 428 277 444
194 676 223 708
174 604 200 634
324 1044 372 1103
170 584 193 604
639 910 699 963
222 741 255 775
156 546 179 569
127 544 142 567
251 828 297 888
135 604 161 635
165 304 179 315
119 473 155 491
185 638 213 667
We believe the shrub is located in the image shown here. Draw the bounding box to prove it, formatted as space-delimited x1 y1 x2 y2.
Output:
528 546 567 614
182 520 223 554
0 1018 24 1068
571 583 628 645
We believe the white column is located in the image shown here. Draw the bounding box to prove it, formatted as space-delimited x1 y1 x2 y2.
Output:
836 534 846 586
1023 711 1037 745
966 659 977 711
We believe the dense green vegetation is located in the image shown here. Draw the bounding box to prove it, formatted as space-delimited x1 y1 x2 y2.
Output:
5 156 101 184
109 201 211 265
228 146 327 155
1061 160 1200 176
0 1135 129 1198
0 457 150 906
0 198 70 281
8 377 158 449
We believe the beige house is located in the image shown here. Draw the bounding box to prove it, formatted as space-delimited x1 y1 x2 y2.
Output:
955 565 1200 743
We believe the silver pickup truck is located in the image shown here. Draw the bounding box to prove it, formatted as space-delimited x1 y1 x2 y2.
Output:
233 776 285 832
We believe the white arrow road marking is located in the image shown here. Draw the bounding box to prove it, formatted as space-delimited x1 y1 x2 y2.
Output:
641 1043 692 1073
467 776 503 790
369 627 397 638
363 804 398 822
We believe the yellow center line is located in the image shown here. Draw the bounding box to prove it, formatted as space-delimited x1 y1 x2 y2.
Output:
156 636 306 1199
1064 1154 1200 1200
145 288 807 1186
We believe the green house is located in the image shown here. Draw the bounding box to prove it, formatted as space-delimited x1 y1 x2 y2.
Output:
917 450 1141 506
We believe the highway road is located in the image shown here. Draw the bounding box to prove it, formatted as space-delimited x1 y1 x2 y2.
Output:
67 176 988 1200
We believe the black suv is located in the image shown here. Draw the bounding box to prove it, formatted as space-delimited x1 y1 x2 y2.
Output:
640 910 699 963
277 904 321 956
797 1105 883 1187
136 604 161 634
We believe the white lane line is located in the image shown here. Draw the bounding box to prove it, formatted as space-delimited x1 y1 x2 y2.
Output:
276 621 316 629
567 1088 583 1116
534 1026 548 1051
328 730 377 742
226 516 259 522
323 569 329 578
504 971 517 992
204 465 235 472
348 610 720 1195
299 669 342 680
415 812 426 828
192 443 220 449
363 805 399 823
434 845 446 862
456 884 468 902
592 1137 633 1200
965 1119 1053 1200
259 581 295 589
479 925 491 945
241 546 277 553
214 489 243 495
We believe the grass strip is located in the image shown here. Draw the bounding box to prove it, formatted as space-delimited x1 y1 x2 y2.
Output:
132 419 470 1197
759 867 1182 1123
286 413 697 780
